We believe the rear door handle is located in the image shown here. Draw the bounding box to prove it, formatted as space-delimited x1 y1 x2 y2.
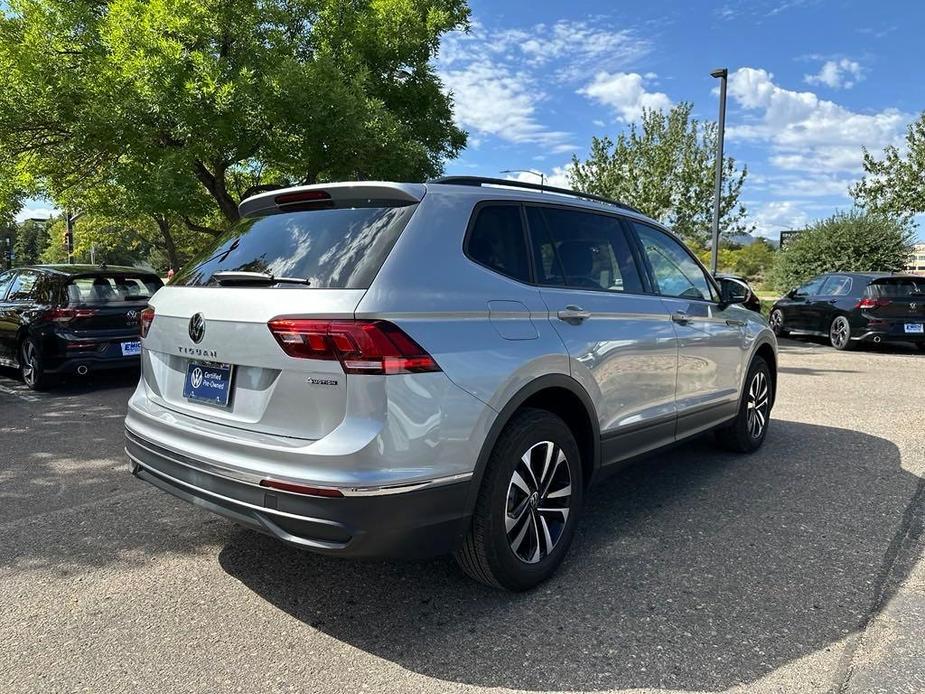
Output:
557 306 591 324
671 311 691 324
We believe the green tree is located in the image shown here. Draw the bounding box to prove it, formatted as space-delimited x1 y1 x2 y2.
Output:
12 218 51 265
770 210 914 291
568 103 751 246
852 112 925 221
0 0 469 229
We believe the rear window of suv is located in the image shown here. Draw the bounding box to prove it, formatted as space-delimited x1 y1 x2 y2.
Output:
173 205 417 289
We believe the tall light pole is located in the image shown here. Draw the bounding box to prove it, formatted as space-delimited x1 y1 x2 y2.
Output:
500 169 546 189
64 210 83 264
710 67 728 275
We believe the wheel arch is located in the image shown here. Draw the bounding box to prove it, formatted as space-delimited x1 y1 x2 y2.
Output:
752 339 778 410
462 374 601 517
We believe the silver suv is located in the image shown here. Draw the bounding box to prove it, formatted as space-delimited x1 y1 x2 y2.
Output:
125 177 777 590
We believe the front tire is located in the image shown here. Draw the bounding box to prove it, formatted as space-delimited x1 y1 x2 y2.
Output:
455 408 583 591
829 315 853 351
769 309 788 337
20 338 53 391
714 356 772 453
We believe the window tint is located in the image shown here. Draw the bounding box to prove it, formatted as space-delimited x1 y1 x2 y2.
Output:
526 207 643 293
632 223 717 301
67 275 163 305
820 275 852 296
867 277 925 297
173 204 416 289
795 276 825 296
0 271 13 300
7 271 40 302
466 205 530 283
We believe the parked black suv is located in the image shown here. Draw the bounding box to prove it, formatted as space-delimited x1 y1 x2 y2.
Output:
770 272 925 350
0 265 163 389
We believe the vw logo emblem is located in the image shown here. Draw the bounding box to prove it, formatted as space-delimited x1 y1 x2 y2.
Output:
188 313 205 343
126 310 138 321
190 367 204 389
912 303 918 311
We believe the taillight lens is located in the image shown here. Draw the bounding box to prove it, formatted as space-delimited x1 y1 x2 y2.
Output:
267 318 440 375
856 297 891 310
139 307 155 338
47 307 97 323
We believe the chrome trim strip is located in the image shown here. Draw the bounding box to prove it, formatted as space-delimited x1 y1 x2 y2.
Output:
124 428 473 497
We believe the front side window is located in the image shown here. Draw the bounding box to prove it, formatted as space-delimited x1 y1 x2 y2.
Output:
466 205 530 283
0 271 13 300
820 275 852 296
526 206 643 293
795 276 825 297
7 271 40 302
173 204 417 289
632 223 717 301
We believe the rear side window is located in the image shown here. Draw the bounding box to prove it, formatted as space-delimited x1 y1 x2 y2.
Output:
867 277 925 298
174 205 417 289
466 205 531 283
67 275 163 305
526 206 643 293
820 275 852 296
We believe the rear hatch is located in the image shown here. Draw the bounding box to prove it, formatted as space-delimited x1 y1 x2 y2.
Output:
61 272 163 349
141 184 422 441
862 277 925 335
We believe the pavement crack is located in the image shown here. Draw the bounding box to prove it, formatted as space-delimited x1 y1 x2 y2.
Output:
832 468 925 694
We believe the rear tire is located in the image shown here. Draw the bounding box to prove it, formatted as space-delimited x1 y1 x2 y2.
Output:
20 337 54 391
769 309 788 337
455 408 583 591
829 315 854 351
714 356 772 453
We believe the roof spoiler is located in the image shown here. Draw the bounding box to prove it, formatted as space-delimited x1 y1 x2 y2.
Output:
238 182 425 218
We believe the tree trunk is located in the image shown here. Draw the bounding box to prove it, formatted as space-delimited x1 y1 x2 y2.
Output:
153 215 180 272
193 159 240 225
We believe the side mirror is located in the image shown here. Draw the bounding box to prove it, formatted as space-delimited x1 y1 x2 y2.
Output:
719 277 750 305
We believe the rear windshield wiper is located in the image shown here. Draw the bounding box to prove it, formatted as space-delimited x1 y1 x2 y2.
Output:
212 271 311 286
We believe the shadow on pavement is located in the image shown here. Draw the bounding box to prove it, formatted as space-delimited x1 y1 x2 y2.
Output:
220 420 922 692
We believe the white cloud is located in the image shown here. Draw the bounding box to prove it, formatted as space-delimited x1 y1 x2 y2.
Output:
748 200 812 239
804 58 863 90
504 164 573 189
726 67 908 173
15 204 57 223
438 19 650 147
578 72 671 122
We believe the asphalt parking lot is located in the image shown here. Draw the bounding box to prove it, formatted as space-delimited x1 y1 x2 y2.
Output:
1 339 923 694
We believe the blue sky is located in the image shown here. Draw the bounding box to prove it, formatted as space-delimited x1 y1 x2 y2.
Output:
438 0 925 240
17 0 924 241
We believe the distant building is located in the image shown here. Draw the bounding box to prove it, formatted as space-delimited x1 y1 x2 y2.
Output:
778 229 805 250
906 243 925 275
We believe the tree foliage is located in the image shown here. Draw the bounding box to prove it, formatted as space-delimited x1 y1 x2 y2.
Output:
0 0 469 245
852 111 925 221
770 210 914 291
695 239 776 281
12 218 51 266
568 103 752 246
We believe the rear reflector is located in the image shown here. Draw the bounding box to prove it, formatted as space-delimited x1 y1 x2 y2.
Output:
47 307 97 323
267 318 441 375
857 298 891 309
259 479 344 498
139 307 155 338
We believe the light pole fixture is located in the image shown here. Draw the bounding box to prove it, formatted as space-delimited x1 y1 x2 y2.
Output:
710 67 728 275
500 169 546 189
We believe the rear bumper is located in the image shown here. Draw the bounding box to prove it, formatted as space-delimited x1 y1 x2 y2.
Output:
46 354 139 374
126 429 472 558
854 328 925 344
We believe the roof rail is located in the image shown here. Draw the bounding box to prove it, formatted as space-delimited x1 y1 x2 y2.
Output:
429 176 643 214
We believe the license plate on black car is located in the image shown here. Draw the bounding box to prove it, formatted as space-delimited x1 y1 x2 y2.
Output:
905 323 924 334
183 361 234 407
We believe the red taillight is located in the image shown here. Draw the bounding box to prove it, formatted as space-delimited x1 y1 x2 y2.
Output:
856 297 891 310
267 318 441 375
273 190 334 210
259 479 344 498
47 307 97 323
139 307 155 338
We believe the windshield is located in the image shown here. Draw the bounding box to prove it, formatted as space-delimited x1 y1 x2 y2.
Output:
67 274 163 305
173 204 417 289
867 278 925 298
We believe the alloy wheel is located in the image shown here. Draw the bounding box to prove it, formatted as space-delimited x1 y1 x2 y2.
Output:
770 309 783 333
746 370 770 439
830 316 850 349
505 441 572 564
21 342 37 388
